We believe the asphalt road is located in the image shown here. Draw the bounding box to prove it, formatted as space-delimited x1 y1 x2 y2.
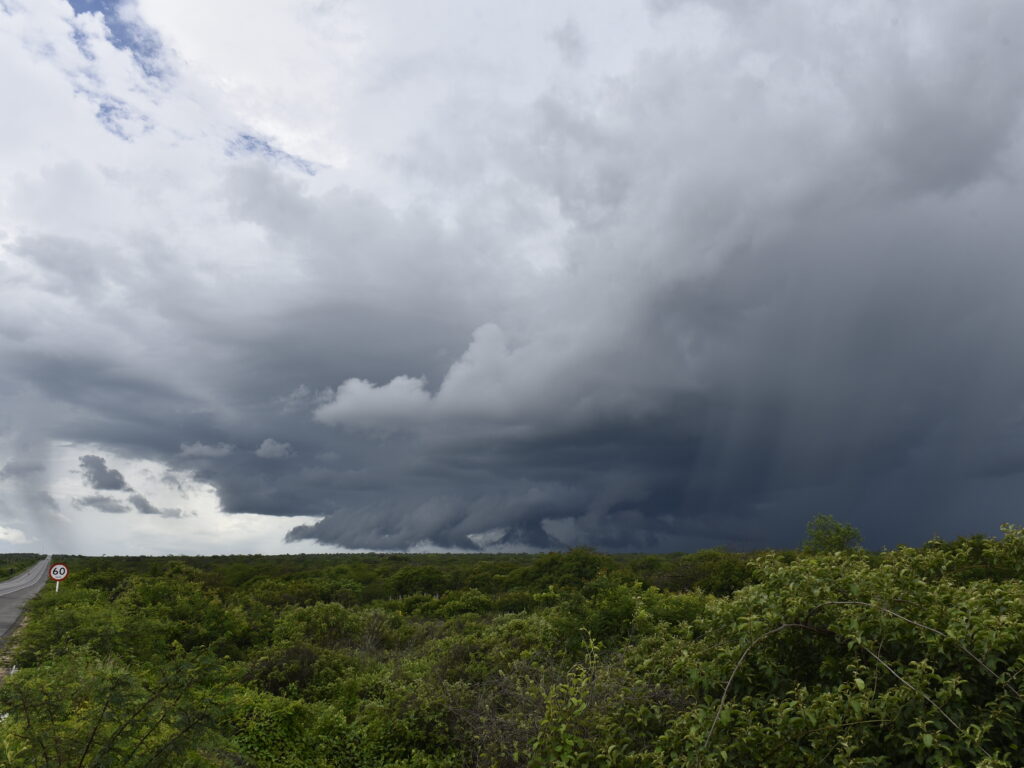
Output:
0 557 51 639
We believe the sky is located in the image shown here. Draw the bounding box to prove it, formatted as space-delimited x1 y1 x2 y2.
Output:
2 0 1024 555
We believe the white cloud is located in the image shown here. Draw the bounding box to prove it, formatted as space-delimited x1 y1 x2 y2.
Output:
255 438 292 459
0 525 28 545
44 443 344 555
314 375 433 431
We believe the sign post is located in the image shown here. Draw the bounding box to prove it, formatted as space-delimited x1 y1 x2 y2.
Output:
49 562 68 593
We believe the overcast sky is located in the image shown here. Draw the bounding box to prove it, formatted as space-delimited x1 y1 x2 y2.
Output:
2 0 1024 555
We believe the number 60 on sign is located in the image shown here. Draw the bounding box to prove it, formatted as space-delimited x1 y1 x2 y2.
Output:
49 562 68 592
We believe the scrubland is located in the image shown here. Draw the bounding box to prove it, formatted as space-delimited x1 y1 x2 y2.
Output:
3 520 1024 766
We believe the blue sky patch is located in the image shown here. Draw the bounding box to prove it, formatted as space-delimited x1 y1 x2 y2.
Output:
67 0 167 79
228 134 318 176
96 100 132 139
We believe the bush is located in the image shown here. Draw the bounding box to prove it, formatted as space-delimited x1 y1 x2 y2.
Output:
12 532 1024 766
803 513 863 553
0 649 221 767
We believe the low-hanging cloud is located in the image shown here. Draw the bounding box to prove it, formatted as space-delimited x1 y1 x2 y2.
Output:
129 493 183 518
75 494 130 514
78 455 131 492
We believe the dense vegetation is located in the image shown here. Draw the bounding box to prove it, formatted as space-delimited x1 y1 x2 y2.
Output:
2 520 1024 766
0 554 44 582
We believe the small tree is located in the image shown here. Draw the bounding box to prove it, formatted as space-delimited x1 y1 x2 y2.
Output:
803 514 862 553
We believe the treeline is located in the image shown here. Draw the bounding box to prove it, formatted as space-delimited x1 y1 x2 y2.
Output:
0 554 44 581
60 546 759 607
2 521 1024 766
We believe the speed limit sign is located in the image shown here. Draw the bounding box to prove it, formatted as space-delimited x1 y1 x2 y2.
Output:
49 562 68 592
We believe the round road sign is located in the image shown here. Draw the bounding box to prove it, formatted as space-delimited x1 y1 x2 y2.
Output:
49 563 69 581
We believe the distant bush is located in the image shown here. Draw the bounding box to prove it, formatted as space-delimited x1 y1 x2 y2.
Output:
803 513 863 553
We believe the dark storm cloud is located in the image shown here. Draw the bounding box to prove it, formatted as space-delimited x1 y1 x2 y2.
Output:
288 203 1024 551
6 0 1024 554
285 0 1024 552
79 454 131 491
8 349 209 455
